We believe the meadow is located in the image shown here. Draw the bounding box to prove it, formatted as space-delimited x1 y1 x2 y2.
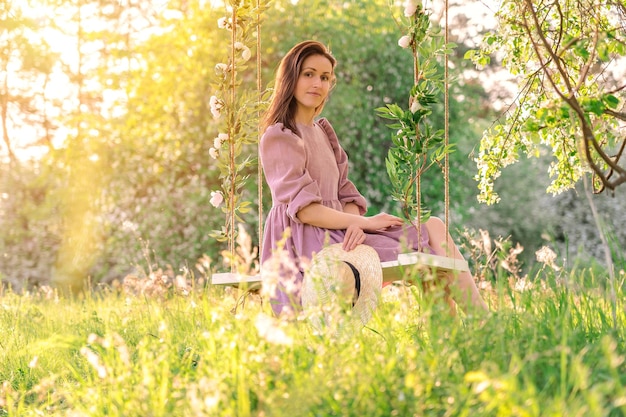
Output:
1 258 625 416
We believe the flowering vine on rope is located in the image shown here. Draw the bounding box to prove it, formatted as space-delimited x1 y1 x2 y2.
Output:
376 0 455 224
208 0 268 248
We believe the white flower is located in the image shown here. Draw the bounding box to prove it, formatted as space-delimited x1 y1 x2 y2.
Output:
255 313 293 346
209 95 221 107
233 42 252 62
122 220 138 232
403 0 419 17
210 191 224 208
80 347 107 379
209 147 219 159
536 246 560 270
28 356 39 368
209 95 224 119
241 46 251 61
410 99 423 113
217 16 229 29
215 63 228 74
514 277 533 292
398 35 411 49
213 133 228 149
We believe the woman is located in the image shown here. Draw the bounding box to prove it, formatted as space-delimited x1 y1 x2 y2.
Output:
260 40 488 316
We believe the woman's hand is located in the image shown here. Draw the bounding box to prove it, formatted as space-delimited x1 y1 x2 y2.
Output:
342 213 404 251
296 203 404 244
362 213 404 231
342 224 366 251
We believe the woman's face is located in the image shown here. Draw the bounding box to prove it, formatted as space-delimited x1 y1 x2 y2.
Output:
293 54 334 117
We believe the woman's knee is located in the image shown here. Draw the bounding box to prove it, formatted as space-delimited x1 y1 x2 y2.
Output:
425 216 445 232
424 217 445 244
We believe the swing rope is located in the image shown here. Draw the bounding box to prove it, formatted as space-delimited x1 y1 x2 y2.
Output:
256 0 263 261
444 0 450 242
228 4 237 272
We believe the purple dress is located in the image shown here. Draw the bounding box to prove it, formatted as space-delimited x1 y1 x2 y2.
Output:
260 118 431 315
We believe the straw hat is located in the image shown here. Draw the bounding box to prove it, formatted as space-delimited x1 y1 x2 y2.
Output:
301 244 382 335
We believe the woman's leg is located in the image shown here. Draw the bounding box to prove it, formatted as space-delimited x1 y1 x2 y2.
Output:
424 217 489 313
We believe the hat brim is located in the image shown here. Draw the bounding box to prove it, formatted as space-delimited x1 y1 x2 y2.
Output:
302 244 382 334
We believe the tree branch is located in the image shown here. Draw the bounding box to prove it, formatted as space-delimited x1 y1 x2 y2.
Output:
523 0 574 96
604 108 626 121
573 7 601 94
1 70 16 164
522 0 626 192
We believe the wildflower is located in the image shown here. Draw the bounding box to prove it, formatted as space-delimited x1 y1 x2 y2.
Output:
122 220 138 232
260 229 299 301
112 333 131 366
234 42 252 62
209 95 224 119
410 99 423 113
213 132 228 149
1 381 16 408
28 355 39 368
210 191 224 208
217 16 229 29
80 347 107 378
261 268 279 300
403 0 419 17
215 63 228 74
398 35 411 49
209 148 219 159
36 285 57 301
255 313 293 346
175 274 190 295
480 229 492 255
536 245 560 270
241 47 252 61
514 277 533 292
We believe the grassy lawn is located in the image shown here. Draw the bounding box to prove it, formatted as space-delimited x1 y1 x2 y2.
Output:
1 268 625 416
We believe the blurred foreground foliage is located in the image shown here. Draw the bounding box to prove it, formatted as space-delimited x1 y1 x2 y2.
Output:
0 259 625 416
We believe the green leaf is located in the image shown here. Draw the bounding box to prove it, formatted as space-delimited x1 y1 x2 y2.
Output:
574 43 590 60
581 98 605 116
463 50 477 60
524 119 540 132
485 33 498 45
478 55 491 67
603 94 620 110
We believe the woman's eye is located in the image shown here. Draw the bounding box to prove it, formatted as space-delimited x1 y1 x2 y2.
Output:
321 75 329 81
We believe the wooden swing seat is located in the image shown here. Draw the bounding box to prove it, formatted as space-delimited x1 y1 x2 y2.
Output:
211 251 468 287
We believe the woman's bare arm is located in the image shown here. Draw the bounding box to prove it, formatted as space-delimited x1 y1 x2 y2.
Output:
296 203 403 231
343 202 362 216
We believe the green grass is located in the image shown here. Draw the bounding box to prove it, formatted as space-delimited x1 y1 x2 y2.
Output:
1 269 625 416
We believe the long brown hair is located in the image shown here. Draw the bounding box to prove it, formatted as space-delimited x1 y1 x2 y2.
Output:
262 40 336 135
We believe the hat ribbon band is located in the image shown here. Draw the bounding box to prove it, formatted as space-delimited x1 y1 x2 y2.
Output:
343 261 361 307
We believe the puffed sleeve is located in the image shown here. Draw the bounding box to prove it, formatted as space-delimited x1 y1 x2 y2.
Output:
260 124 323 223
318 118 368 215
